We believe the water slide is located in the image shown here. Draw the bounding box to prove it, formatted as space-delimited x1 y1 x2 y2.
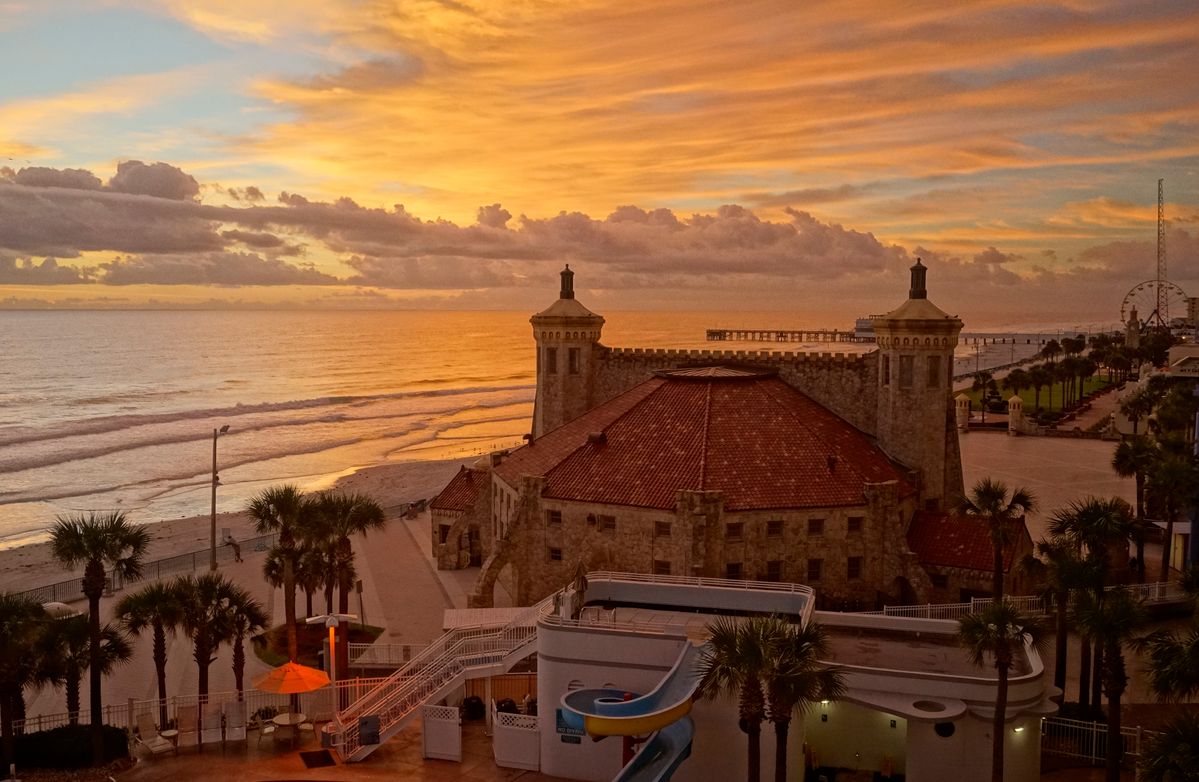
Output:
559 642 705 782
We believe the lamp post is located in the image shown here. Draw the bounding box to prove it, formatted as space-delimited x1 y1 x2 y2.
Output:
306 613 357 684
210 424 230 572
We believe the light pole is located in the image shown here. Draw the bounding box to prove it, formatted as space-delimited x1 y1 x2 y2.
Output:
210 424 230 572
306 613 357 683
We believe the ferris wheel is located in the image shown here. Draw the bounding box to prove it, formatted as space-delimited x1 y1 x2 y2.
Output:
1120 279 1189 326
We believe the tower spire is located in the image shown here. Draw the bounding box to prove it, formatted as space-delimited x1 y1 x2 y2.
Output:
909 258 927 299
560 264 575 300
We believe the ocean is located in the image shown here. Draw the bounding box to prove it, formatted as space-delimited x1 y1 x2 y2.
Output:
0 309 1049 549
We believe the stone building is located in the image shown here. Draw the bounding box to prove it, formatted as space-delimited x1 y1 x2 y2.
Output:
433 262 1012 608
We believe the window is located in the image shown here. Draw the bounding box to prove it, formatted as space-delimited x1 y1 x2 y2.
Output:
931 573 949 589
598 514 616 532
653 560 672 576
766 520 784 538
725 522 744 540
926 355 941 387
725 562 743 580
807 518 824 536
438 524 450 544
548 547 563 562
847 516 863 533
568 347 581 374
545 346 558 374
654 521 672 538
881 354 890 386
766 560 783 582
847 556 863 580
898 355 914 389
546 510 562 526
807 558 823 582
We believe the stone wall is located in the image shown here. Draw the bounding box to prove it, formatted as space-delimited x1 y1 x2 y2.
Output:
592 346 879 435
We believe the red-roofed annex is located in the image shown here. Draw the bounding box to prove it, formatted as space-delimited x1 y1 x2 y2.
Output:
432 264 1015 609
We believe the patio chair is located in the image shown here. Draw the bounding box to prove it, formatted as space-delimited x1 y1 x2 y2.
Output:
251 712 276 746
133 712 175 757
223 701 247 745
273 723 297 747
200 701 224 747
176 704 200 750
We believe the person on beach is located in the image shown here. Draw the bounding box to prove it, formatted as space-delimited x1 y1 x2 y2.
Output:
230 539 243 562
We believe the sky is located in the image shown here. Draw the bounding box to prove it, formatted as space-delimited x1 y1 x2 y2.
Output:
0 0 1198 326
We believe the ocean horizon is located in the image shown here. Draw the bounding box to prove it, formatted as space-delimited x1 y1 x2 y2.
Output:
0 309 1077 549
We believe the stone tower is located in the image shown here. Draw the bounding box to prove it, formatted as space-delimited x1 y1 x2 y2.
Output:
530 265 605 437
872 260 964 508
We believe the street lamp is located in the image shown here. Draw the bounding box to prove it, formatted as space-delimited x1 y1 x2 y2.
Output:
210 424 230 572
306 613 357 683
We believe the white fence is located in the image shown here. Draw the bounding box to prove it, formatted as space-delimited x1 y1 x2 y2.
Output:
1041 716 1157 765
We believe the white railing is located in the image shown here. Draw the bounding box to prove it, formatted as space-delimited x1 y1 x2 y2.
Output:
585 570 814 596
1042 716 1157 763
329 593 556 761
493 709 539 731
348 642 430 668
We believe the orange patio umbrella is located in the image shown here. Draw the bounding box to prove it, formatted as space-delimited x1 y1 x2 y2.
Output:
252 662 331 694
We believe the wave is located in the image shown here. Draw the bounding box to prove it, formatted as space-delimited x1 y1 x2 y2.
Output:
0 383 534 450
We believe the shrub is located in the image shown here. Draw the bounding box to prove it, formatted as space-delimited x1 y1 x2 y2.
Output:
14 724 129 769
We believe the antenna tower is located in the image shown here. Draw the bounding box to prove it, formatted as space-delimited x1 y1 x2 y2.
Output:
1156 178 1167 326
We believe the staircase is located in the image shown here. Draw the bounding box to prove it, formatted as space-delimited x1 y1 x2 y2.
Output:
327 593 556 762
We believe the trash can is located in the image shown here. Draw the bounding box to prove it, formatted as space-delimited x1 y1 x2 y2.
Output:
359 715 380 745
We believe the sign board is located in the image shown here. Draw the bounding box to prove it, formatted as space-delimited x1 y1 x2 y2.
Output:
555 708 584 737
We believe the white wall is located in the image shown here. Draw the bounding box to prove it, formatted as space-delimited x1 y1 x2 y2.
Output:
803 701 906 774
906 713 1041 782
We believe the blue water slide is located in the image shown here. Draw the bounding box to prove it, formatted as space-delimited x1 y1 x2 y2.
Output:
559 642 705 782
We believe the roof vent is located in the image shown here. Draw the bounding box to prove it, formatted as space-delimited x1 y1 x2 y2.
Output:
587 431 607 445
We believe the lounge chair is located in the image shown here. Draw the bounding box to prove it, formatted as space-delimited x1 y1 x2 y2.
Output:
133 712 175 757
176 704 200 750
223 701 247 745
200 701 224 747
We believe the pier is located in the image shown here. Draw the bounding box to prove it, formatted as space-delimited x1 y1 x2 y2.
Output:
705 328 866 343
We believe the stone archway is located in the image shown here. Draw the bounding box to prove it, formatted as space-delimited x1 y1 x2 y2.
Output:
890 575 918 605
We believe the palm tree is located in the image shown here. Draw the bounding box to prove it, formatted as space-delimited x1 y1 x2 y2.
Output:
1001 368 1030 401
227 586 267 699
1120 389 1154 436
1140 624 1199 701
697 616 772 782
315 492 385 671
959 478 1036 602
1041 339 1062 364
175 573 239 701
39 616 132 726
247 485 315 662
1071 588 1142 782
1019 539 1093 695
114 582 183 728
958 603 1048 782
50 511 148 765
762 619 844 782
1147 454 1199 582
1028 364 1052 413
1112 436 1158 583
1140 712 1199 782
0 593 45 772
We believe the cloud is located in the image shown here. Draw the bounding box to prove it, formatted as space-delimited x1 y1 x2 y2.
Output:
97 251 337 286
4 166 102 191
108 160 200 201
0 256 90 284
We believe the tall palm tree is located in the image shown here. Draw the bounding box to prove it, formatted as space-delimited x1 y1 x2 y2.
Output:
697 616 773 782
227 586 267 699
114 582 183 728
247 485 315 662
1001 368 1030 401
762 620 844 782
958 603 1048 782
50 511 148 764
0 593 45 772
1019 539 1093 695
315 492 385 671
1028 364 1051 413
1071 588 1142 782
1147 454 1199 582
1140 712 1199 782
1112 436 1159 583
175 573 239 701
959 478 1036 602
39 616 132 726
972 371 995 424
1120 389 1154 436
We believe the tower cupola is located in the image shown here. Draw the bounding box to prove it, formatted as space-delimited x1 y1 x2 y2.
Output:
909 258 927 299
560 264 575 299
530 266 605 437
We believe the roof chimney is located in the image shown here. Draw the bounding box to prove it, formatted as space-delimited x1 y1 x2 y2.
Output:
909 258 927 300
560 264 575 300
587 431 606 445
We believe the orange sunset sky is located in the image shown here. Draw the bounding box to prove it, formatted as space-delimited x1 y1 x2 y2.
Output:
1 1 1197 325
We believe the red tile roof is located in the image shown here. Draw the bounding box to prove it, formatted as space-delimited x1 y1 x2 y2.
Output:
494 369 912 511
430 466 484 513
907 510 1029 572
